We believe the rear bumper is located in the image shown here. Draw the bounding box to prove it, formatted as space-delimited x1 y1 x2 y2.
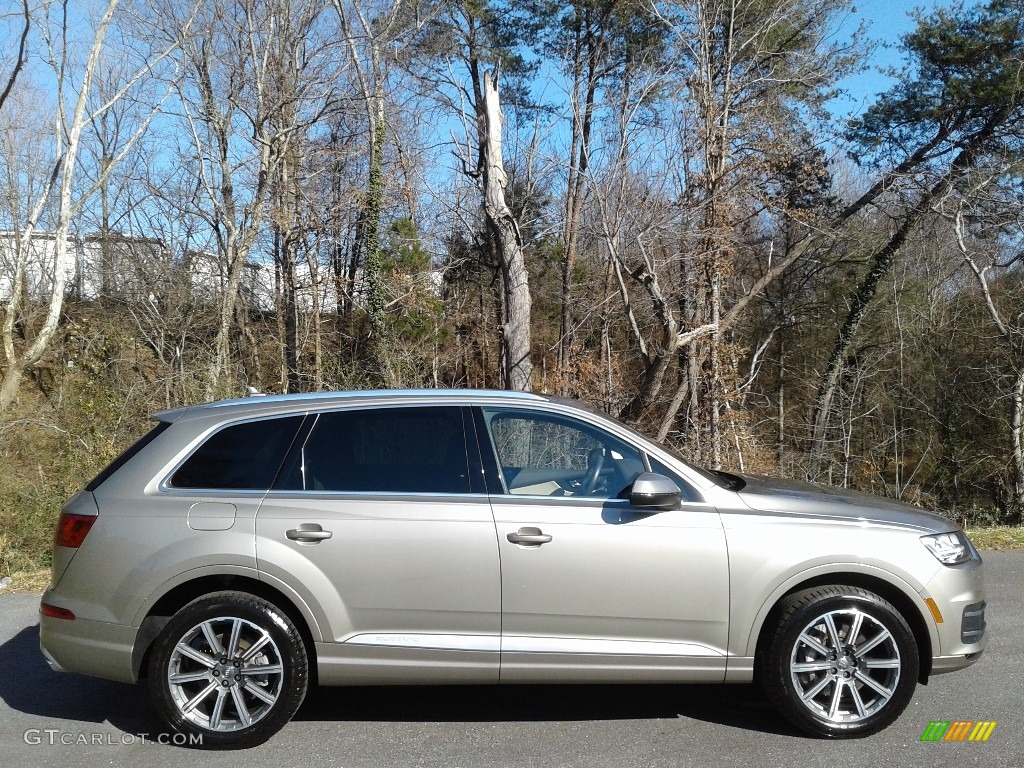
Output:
39 642 66 672
39 613 138 684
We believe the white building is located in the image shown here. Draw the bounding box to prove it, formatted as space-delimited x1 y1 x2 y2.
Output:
0 230 440 313
0 230 169 302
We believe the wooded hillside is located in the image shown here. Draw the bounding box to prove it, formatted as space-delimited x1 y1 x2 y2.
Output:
1 0 1023 573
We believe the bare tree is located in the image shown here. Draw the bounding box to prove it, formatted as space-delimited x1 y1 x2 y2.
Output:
528 0 653 377
479 70 533 391
157 0 339 398
332 0 409 386
592 0 855 469
946 186 1024 515
404 0 536 391
1 0 186 412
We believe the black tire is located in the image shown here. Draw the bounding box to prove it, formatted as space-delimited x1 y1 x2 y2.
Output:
762 585 919 738
147 591 308 749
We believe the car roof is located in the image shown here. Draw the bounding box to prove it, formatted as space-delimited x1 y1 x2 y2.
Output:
153 388 556 423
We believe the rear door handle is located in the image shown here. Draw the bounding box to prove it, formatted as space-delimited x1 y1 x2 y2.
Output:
507 527 552 546
286 523 333 543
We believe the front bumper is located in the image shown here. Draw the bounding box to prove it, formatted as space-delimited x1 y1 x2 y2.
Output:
931 650 985 675
922 559 987 674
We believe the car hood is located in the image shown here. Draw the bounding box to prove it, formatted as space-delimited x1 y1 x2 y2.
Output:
733 474 955 533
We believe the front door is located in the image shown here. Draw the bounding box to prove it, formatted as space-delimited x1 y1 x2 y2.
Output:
476 406 730 682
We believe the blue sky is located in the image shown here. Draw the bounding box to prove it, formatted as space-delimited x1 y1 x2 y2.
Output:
834 0 940 114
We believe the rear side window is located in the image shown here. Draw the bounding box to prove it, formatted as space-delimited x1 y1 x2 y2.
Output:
171 416 304 490
296 406 470 494
86 421 172 491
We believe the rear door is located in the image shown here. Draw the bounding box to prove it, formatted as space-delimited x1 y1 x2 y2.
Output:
255 405 501 684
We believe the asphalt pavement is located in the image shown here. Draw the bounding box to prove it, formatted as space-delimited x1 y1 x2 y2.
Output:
1 552 1021 768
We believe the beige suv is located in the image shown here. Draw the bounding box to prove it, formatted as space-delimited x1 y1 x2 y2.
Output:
39 389 986 748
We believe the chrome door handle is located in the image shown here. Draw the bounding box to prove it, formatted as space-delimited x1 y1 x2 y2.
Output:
286 524 333 543
507 527 552 546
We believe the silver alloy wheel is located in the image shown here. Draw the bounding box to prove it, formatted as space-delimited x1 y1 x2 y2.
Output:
789 607 902 723
166 615 285 732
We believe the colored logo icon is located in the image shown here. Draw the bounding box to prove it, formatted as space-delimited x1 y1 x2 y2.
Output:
921 721 997 742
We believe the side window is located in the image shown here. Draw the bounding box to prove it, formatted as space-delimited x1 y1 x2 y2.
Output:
482 409 644 498
300 406 470 494
87 421 171 491
648 456 701 502
171 416 303 490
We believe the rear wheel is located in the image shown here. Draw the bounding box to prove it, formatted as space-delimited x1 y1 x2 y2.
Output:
147 591 308 749
763 585 919 738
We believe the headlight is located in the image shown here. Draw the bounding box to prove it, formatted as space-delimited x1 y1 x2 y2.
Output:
921 531 977 565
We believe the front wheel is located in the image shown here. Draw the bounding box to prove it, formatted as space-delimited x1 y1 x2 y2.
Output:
147 591 308 749
762 585 919 738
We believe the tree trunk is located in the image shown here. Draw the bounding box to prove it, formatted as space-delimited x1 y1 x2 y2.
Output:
307 248 324 391
559 40 600 375
362 94 392 386
283 239 300 392
810 190 940 456
207 232 247 399
481 70 532 392
280 145 301 393
1012 366 1024 516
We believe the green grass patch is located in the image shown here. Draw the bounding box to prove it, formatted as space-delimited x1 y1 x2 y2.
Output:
0 484 64 576
966 526 1024 550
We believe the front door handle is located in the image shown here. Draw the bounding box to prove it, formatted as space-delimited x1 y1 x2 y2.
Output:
286 523 333 543
507 527 552 546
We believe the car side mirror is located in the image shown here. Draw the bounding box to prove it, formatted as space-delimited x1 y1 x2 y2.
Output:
629 472 682 511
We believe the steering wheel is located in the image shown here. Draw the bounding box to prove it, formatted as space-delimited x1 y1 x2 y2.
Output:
580 447 605 495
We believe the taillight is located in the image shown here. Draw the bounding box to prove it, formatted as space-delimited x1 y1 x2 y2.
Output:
54 512 97 548
40 602 76 620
